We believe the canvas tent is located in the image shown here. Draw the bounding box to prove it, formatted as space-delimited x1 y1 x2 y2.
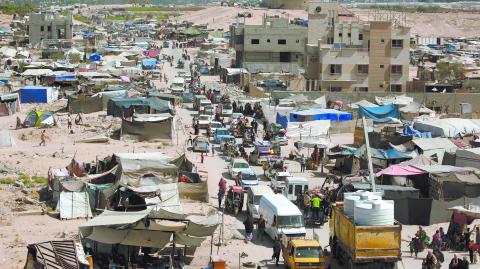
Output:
19 86 58 104
121 114 173 141
412 138 457 164
23 110 56 127
413 118 480 137
358 103 399 123
456 147 480 169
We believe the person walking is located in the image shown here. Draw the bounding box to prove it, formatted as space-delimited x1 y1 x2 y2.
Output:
200 152 204 164
257 215 266 241
187 133 193 146
39 130 47 146
262 162 268 176
67 113 72 130
450 254 461 269
218 178 227 208
243 216 254 242
300 154 306 173
303 192 311 218
311 194 321 221
272 237 282 266
211 145 215 156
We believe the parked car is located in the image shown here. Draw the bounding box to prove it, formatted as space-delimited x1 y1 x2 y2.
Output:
228 158 253 180
257 79 287 90
192 136 209 152
181 92 194 103
238 171 259 189
220 103 233 117
197 114 212 129
198 64 210 75
270 171 292 193
208 121 223 136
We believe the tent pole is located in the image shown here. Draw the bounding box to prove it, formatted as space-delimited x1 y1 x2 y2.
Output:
362 116 376 192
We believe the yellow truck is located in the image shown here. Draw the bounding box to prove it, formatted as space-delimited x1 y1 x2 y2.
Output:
281 237 330 269
329 204 401 269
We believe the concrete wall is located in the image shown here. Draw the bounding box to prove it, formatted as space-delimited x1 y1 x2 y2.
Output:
28 13 73 45
270 91 480 113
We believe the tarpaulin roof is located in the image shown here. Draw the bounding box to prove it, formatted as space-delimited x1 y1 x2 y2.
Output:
401 155 437 166
142 58 157 66
289 109 352 122
413 118 480 138
358 103 399 123
286 120 331 138
80 209 151 227
448 205 480 219
109 97 171 113
21 69 53 76
348 99 378 109
354 145 415 160
400 102 433 114
402 125 432 138
412 137 457 151
411 164 475 174
376 165 427 176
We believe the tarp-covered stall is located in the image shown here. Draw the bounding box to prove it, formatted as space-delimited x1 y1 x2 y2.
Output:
107 97 171 118
121 114 173 141
19 86 59 104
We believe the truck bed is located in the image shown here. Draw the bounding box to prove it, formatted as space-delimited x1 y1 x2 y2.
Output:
331 206 401 263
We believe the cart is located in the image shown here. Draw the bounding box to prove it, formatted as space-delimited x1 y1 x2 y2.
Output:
225 186 244 215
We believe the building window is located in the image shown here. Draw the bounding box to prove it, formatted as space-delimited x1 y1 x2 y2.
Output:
327 37 333 44
40 26 44 31
278 39 286 45
330 64 342 75
381 39 385 43
392 39 404 48
391 84 402 92
359 33 363 41
379 64 384 69
330 86 342 92
357 87 368 92
357 65 369 74
251 39 259 44
267 39 270 43
347 33 351 38
296 40 299 43
391 65 402 74
47 26 51 32
339 33 343 37
379 84 384 88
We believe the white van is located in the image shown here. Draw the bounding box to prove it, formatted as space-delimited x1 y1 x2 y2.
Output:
283 177 309 203
170 77 185 95
259 194 306 240
247 185 274 221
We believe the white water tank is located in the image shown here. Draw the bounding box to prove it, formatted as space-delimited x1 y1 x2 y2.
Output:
344 191 382 218
354 200 394 226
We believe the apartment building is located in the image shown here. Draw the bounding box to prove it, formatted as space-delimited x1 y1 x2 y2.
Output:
27 12 73 46
230 15 308 74
304 1 410 92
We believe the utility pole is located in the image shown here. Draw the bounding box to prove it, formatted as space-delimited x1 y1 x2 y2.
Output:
362 116 376 192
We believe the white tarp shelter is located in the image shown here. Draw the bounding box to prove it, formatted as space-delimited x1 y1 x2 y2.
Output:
0 129 15 148
287 120 331 138
413 118 480 137
456 147 480 169
57 192 93 220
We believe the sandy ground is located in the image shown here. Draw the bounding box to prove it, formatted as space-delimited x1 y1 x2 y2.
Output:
0 44 478 269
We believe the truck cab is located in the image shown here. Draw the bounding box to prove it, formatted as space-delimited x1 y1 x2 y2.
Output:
282 238 330 269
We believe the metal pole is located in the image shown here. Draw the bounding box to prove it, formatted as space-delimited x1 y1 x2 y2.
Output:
362 116 376 192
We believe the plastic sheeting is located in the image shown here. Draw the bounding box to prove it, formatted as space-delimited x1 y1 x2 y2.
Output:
80 209 151 227
358 103 399 123
174 233 206 247
0 129 14 148
19 87 58 104
413 118 480 138
57 192 93 219
286 120 331 138
121 116 172 141
178 181 209 202
402 125 432 138
289 109 352 122
376 165 427 176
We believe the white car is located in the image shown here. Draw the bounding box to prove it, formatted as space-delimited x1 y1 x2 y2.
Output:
221 103 233 117
197 115 212 129
228 158 253 180
208 121 223 136
270 171 292 192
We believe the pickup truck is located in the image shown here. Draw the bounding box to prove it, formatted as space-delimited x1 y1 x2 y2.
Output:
281 236 330 269
329 204 401 269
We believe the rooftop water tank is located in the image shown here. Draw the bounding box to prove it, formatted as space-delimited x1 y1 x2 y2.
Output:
354 200 394 226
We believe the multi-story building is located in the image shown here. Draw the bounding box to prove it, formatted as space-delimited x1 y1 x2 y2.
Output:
27 12 73 46
230 15 308 74
304 0 410 92
262 0 307 9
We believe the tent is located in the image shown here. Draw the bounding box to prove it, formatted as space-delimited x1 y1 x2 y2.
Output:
142 58 157 70
121 114 173 141
456 147 480 169
57 192 93 219
0 129 15 148
358 103 399 123
286 120 331 138
376 165 427 176
412 137 457 163
19 86 58 103
289 109 352 122
23 110 56 127
348 99 378 109
107 97 171 118
413 118 480 137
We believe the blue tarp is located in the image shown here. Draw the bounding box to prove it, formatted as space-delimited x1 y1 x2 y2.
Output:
289 109 352 122
19 86 50 103
358 104 399 123
354 145 414 160
89 54 102 61
276 112 288 129
142 58 157 70
402 125 432 138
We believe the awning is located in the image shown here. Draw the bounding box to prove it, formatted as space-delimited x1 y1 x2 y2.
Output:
376 165 428 176
80 209 151 227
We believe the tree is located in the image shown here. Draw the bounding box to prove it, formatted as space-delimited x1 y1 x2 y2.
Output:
436 62 466 82
69 53 82 64
50 52 65 61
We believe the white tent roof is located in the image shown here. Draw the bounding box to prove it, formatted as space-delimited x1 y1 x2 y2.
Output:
287 120 331 138
21 69 53 76
413 118 480 137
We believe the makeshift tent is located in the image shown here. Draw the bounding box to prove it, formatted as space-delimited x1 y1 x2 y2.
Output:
413 118 480 137
375 95 413 106
19 86 58 103
412 138 457 164
286 120 331 138
401 155 437 166
21 69 53 77
57 192 93 220
376 165 427 176
142 58 157 70
358 103 399 123
0 93 20 116
400 102 433 119
107 97 171 118
456 147 480 169
0 129 15 148
23 110 56 127
67 94 103 114
428 172 480 201
289 109 352 122
402 125 432 138
121 114 173 141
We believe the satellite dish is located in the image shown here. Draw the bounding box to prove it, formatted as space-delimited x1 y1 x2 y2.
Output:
315 6 322 13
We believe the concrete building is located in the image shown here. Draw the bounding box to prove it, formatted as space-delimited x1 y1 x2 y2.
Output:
27 12 73 46
230 15 308 74
262 0 307 9
304 1 410 92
